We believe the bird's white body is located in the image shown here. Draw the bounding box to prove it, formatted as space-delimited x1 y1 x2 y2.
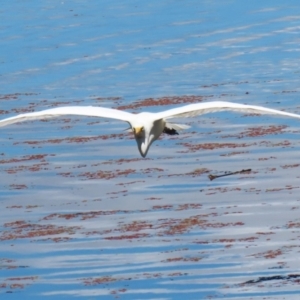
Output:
1 101 300 157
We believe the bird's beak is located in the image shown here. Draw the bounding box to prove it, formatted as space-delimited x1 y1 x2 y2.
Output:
133 127 144 136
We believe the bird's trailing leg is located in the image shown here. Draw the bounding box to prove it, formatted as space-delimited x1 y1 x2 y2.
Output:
163 127 179 135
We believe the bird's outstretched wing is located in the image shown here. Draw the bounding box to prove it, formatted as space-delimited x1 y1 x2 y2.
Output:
155 101 300 120
0 106 133 127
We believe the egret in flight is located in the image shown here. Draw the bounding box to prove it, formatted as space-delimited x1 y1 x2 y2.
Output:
0 101 300 157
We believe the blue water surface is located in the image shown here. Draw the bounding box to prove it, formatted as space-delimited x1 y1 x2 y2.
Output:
1 1 300 299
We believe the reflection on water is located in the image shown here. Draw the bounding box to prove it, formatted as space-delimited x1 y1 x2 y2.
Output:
1 0 300 299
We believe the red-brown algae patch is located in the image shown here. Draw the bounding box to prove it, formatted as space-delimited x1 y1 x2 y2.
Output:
265 185 299 192
94 96 122 102
162 256 203 263
42 210 130 221
78 169 136 180
0 276 38 291
265 167 276 173
14 133 128 146
258 156 277 161
1 220 81 241
2 154 53 174
116 95 206 110
161 247 189 254
82 275 127 286
152 205 173 210
223 210 243 215
107 190 128 195
142 168 164 175
291 206 300 210
0 259 19 270
260 140 292 148
117 180 146 186
250 249 284 259
5 276 38 282
81 271 187 289
59 166 164 181
201 236 259 248
71 164 87 169
220 151 249 157
102 158 150 165
104 233 149 240
40 202 242 240
222 125 288 139
238 236 258 242
57 168 137 180
0 93 24 101
26 205 39 209
160 168 210 178
201 80 256 89
0 154 51 164
256 231 276 235
161 215 244 236
205 186 242 195
9 184 28 190
274 90 299 94
40 237 72 243
0 95 85 118
119 220 153 232
110 288 127 295
186 168 210 177
178 142 253 153
5 162 50 174
287 221 300 228
0 109 10 115
281 164 300 169
176 203 202 211
83 276 116 286
145 197 162 200
6 205 23 209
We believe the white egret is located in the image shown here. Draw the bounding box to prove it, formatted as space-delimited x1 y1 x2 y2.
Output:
0 101 300 157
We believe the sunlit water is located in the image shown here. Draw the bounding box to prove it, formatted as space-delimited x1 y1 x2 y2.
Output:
1 1 300 299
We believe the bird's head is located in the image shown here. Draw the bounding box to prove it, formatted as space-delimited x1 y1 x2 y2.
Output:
131 115 165 157
132 124 150 157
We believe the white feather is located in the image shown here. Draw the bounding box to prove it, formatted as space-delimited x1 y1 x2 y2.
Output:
0 106 133 127
155 101 300 120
